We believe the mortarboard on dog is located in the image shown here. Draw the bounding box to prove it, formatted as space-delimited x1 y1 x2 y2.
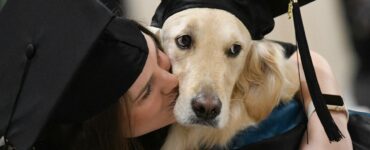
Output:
151 0 314 40
0 0 148 149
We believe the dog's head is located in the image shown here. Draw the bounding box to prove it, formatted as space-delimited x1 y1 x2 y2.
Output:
152 8 298 128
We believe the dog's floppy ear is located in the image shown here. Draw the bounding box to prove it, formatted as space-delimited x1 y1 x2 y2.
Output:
146 26 161 38
232 41 298 121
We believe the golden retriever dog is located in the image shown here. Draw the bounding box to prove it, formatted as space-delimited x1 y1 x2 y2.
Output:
150 8 299 150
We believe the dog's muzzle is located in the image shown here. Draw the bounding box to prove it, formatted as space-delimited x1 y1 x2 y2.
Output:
190 92 222 127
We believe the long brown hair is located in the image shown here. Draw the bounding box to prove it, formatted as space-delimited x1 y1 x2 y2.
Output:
39 94 138 150
67 94 140 150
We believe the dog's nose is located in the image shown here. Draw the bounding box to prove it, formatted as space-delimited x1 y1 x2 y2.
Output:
191 93 221 120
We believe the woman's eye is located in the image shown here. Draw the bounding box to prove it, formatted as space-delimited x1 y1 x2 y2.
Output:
142 84 152 100
175 35 192 49
226 44 242 57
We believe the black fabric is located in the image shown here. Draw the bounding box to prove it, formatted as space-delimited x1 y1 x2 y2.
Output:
322 94 344 106
348 113 370 150
0 0 148 149
238 123 306 150
267 0 314 17
151 0 314 40
138 125 170 150
99 0 124 16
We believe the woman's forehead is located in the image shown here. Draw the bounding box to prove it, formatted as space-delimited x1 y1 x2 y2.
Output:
127 34 156 99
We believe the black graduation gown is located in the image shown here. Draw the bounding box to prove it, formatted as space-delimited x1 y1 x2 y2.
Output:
0 0 148 149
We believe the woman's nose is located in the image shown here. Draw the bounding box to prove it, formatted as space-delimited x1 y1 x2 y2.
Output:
162 72 179 95
158 49 178 94
158 50 171 71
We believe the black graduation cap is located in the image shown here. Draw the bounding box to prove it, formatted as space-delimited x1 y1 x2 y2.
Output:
151 0 314 40
0 0 148 149
151 0 344 143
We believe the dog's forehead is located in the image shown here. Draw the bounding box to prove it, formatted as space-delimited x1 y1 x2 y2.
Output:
163 8 250 40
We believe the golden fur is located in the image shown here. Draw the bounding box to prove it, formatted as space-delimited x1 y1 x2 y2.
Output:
149 8 299 150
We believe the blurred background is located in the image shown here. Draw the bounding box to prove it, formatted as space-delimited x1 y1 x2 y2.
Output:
0 0 369 111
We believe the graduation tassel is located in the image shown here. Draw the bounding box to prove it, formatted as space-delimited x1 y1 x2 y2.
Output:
290 0 344 142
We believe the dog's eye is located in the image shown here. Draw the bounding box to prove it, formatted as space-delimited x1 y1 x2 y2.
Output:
226 44 242 57
175 35 192 49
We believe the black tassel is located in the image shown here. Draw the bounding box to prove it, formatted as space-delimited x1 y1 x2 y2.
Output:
291 1 344 142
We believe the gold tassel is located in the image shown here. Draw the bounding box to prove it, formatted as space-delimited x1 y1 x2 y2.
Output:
288 1 293 19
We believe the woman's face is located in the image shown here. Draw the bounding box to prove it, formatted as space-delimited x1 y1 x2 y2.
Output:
124 33 179 137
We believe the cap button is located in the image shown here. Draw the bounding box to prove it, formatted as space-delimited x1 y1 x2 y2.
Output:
26 43 36 59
